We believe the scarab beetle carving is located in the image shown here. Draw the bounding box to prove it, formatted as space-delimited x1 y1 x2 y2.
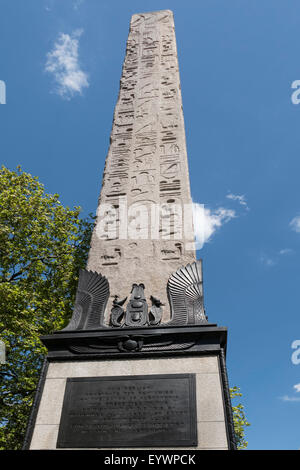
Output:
124 283 148 327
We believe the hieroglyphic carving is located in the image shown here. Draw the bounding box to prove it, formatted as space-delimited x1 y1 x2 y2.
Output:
160 161 180 179
160 241 183 260
133 144 156 170
100 246 122 266
95 9 193 245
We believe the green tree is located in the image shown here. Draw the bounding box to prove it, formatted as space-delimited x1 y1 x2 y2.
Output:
0 166 94 450
230 386 250 449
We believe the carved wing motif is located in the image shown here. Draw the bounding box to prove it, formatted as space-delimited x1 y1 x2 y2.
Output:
166 260 207 325
62 269 110 331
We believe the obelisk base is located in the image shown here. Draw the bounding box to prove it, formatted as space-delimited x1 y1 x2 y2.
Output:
24 326 236 450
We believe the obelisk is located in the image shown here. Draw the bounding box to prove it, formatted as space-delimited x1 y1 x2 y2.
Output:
24 11 236 451
87 10 195 321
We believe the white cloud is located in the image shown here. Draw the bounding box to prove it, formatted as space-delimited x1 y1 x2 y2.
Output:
279 248 293 255
279 384 300 402
226 193 249 210
259 248 294 267
45 29 89 99
294 384 300 393
279 395 300 402
290 216 300 233
259 253 276 267
192 203 236 249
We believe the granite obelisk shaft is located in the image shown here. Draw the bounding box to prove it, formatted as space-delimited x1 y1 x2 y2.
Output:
87 11 196 321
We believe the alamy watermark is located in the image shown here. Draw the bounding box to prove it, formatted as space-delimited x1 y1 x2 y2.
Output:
0 80 6 104
291 340 300 365
94 198 205 250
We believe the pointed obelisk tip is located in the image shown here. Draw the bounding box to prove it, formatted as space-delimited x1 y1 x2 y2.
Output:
130 9 174 23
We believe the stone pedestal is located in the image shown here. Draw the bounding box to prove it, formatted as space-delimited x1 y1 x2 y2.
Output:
24 325 236 450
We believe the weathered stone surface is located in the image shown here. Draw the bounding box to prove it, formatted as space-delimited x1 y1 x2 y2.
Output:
86 10 196 322
47 356 219 378
35 379 66 425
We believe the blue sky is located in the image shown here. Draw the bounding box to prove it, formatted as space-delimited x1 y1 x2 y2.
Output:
1 0 300 449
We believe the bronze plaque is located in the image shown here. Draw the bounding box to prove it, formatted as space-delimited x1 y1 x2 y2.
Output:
57 374 197 448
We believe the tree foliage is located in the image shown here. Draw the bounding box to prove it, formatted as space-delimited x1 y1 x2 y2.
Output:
0 166 93 449
230 386 250 449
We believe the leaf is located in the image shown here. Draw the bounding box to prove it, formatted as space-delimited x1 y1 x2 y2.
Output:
230 386 251 449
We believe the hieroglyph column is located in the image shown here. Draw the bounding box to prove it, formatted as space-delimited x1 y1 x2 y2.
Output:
87 10 196 321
